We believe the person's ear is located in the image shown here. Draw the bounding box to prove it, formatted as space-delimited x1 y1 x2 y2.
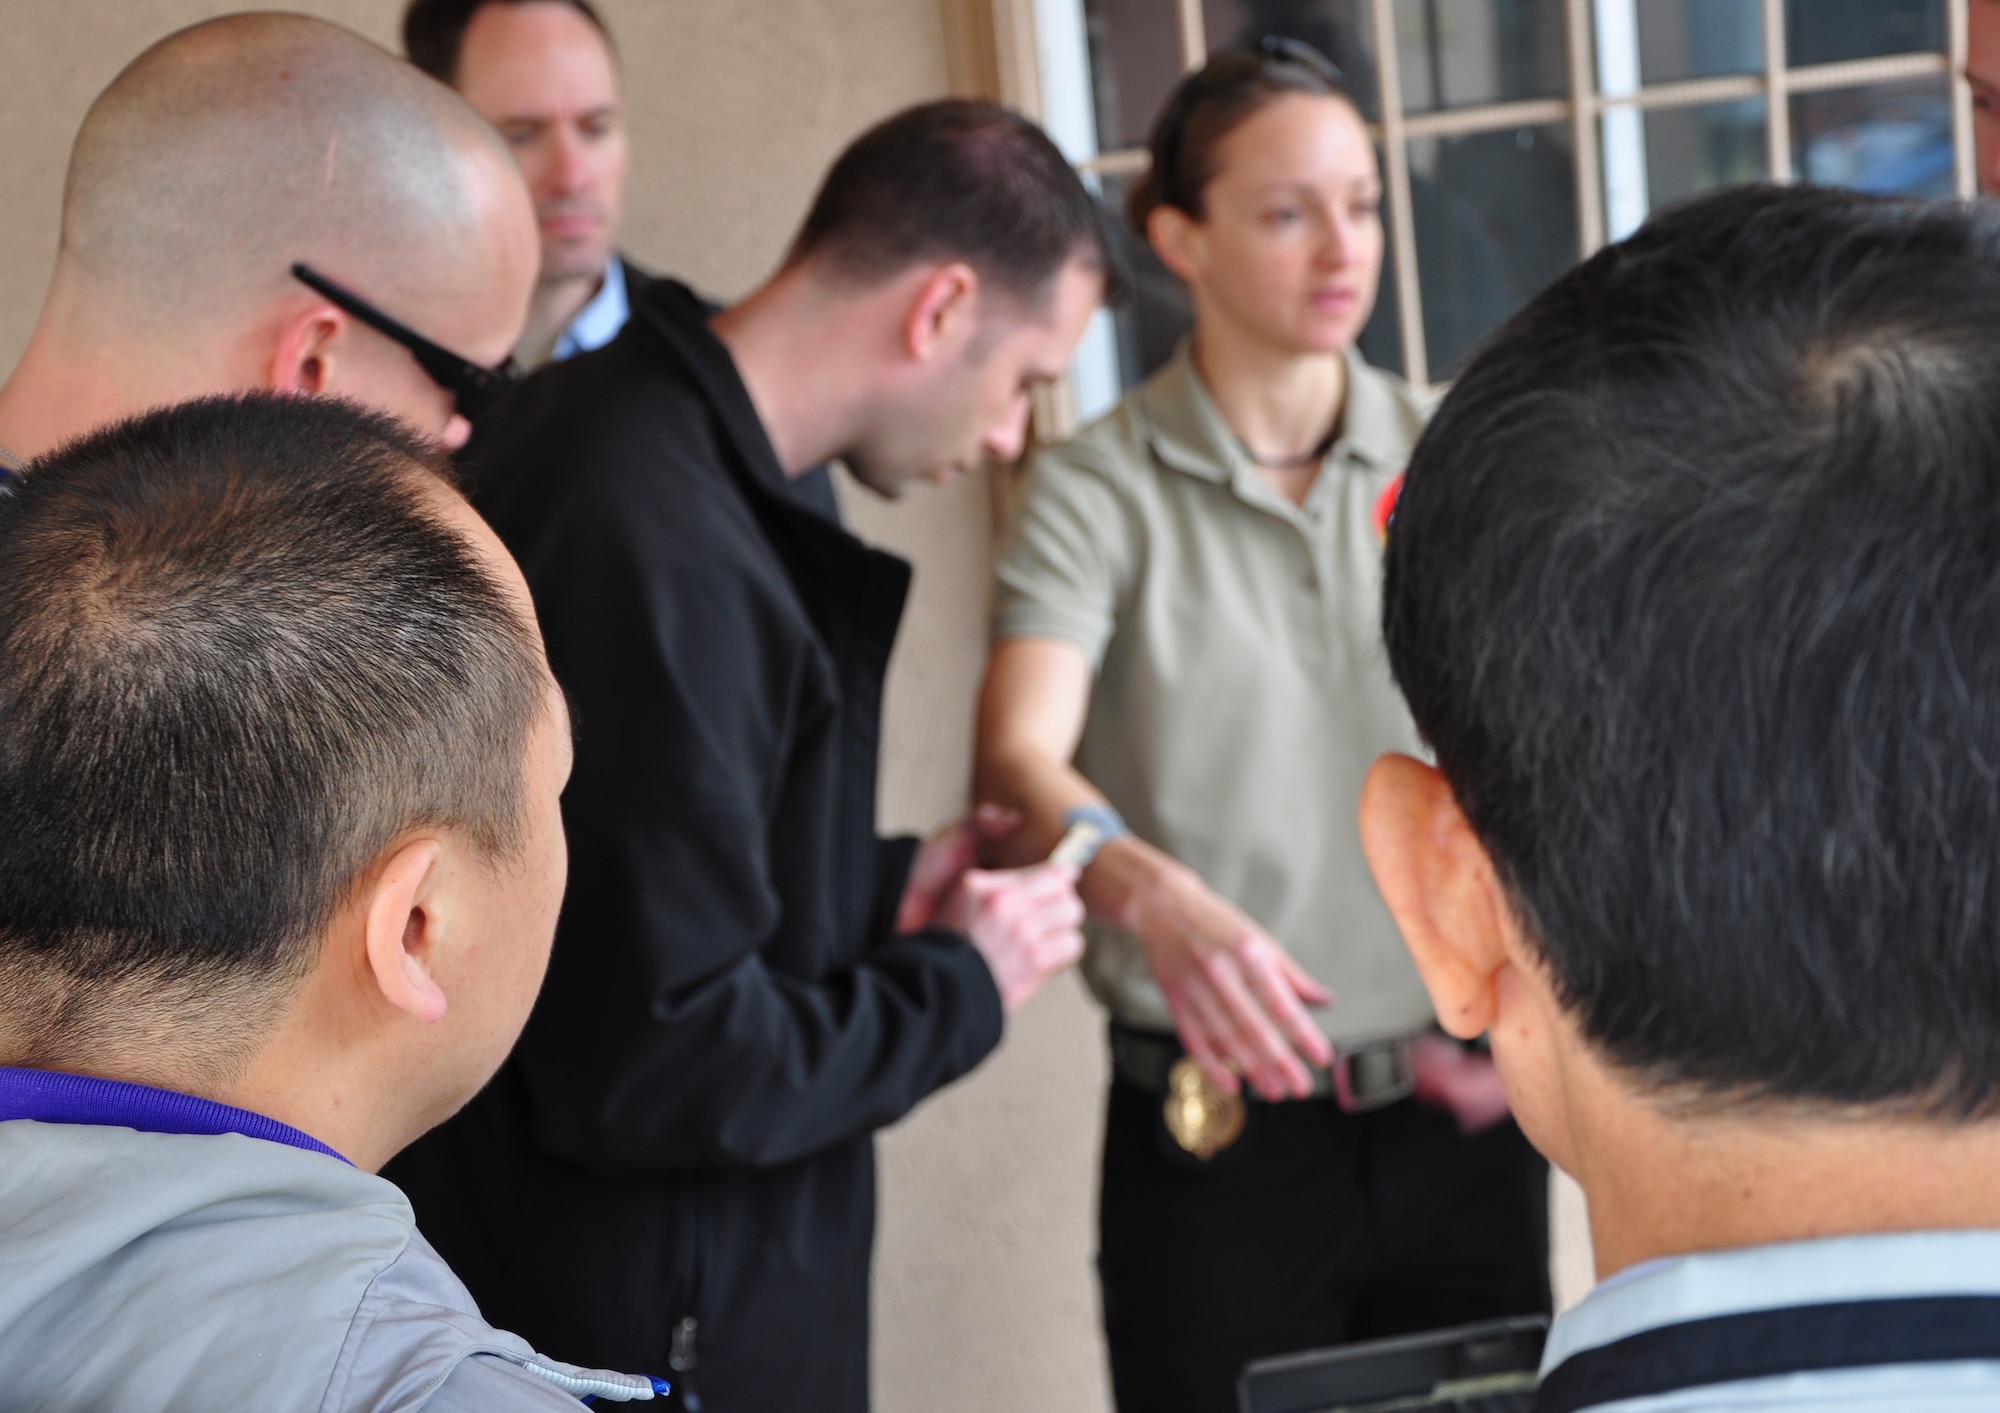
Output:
1358 753 1516 1039
903 262 980 365
268 307 344 398
1147 205 1204 285
359 838 449 1025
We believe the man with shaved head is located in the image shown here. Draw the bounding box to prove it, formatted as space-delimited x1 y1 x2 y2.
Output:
0 10 537 474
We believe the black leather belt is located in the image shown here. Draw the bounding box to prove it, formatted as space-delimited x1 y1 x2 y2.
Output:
1110 1024 1420 1111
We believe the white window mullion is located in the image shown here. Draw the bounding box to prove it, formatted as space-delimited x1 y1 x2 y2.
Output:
1594 0 1649 242
1032 0 1122 426
1762 0 1792 180
1564 0 1608 257
1949 0 1976 198
1176 0 1206 71
1366 0 1431 388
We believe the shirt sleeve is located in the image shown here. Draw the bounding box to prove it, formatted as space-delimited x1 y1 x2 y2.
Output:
991 434 1138 670
501 458 1004 1179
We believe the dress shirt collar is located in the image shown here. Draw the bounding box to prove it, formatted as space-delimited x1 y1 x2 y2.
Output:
1543 1228 2000 1381
553 255 631 361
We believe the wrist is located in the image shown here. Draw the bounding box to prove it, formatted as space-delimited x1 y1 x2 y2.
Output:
1080 832 1180 933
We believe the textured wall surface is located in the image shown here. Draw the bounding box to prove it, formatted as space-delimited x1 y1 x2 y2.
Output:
0 4 1115 1411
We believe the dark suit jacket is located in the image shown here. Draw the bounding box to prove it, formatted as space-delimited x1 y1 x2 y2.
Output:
386 278 1004 1413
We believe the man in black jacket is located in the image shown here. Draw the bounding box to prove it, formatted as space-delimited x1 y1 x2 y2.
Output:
386 100 1109 1413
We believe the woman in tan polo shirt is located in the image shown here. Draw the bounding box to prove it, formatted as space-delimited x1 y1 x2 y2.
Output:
977 41 1548 1413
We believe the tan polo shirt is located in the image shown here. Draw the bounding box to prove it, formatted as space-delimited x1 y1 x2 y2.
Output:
993 343 1436 1046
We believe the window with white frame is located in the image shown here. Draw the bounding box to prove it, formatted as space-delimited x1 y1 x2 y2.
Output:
1018 0 1972 425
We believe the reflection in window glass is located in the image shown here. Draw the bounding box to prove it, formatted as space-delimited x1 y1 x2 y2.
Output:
1390 0 1566 114
1202 0 1386 121
1082 0 1190 153
1099 174 1191 387
1405 124 1577 377
1075 0 1963 397
1635 0 1760 84
1637 98 1766 210
1793 79 1953 196
1785 0 1944 67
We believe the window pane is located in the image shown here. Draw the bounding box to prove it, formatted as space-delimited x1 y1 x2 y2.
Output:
1632 97 1767 211
1793 78 1953 196
1390 0 1567 114
1786 0 1944 67
1406 124 1578 377
1635 0 1761 84
1083 0 1191 153
1098 172 1189 387
1201 0 1387 121
1082 0 1401 156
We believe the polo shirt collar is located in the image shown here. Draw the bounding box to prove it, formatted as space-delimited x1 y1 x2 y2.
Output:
1137 338 1408 485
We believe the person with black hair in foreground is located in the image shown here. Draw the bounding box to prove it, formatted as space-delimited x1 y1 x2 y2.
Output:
386 99 1105 1413
1360 183 2000 1411
0 395 661 1410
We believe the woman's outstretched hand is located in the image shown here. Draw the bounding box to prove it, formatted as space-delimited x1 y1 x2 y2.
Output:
1111 845 1335 1101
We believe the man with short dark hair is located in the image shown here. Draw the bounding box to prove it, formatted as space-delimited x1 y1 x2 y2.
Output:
1360 184 2000 1410
404 0 631 368
386 99 1108 1411
0 12 537 473
0 394 660 1410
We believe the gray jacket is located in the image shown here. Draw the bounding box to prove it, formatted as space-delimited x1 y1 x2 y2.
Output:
0 1120 659 1411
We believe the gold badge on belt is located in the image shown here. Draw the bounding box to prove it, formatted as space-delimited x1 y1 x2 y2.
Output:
1163 1057 1246 1160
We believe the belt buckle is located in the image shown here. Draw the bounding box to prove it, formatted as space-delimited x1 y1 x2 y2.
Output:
1331 1038 1417 1113
1163 1056 1246 1160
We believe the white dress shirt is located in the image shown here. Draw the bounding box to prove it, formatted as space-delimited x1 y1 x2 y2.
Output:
552 256 631 362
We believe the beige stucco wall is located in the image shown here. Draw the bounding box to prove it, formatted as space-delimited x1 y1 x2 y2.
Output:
0 4 1116 1410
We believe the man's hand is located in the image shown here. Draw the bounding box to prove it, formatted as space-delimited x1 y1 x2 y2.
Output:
896 804 1022 935
1120 853 1335 1102
938 861 1086 1014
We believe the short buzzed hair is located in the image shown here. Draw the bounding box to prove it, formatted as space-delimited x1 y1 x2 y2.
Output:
60 13 514 331
0 395 545 1071
787 99 1118 308
1385 185 2000 1118
403 0 615 85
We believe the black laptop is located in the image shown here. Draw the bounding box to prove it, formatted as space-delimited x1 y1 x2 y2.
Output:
1237 1316 1548 1413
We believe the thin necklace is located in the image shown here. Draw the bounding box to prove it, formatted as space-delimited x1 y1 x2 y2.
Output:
1237 421 1339 472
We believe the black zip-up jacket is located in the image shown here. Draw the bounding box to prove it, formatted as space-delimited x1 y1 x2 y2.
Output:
385 279 1006 1413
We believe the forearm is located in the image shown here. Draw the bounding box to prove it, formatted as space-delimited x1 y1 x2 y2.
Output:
974 739 1189 937
973 737 1101 866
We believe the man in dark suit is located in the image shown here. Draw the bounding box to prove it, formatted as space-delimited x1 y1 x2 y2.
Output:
1361 184 2000 1411
386 100 1108 1413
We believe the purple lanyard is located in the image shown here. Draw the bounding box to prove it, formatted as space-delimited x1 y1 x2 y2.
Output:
0 1065 350 1164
